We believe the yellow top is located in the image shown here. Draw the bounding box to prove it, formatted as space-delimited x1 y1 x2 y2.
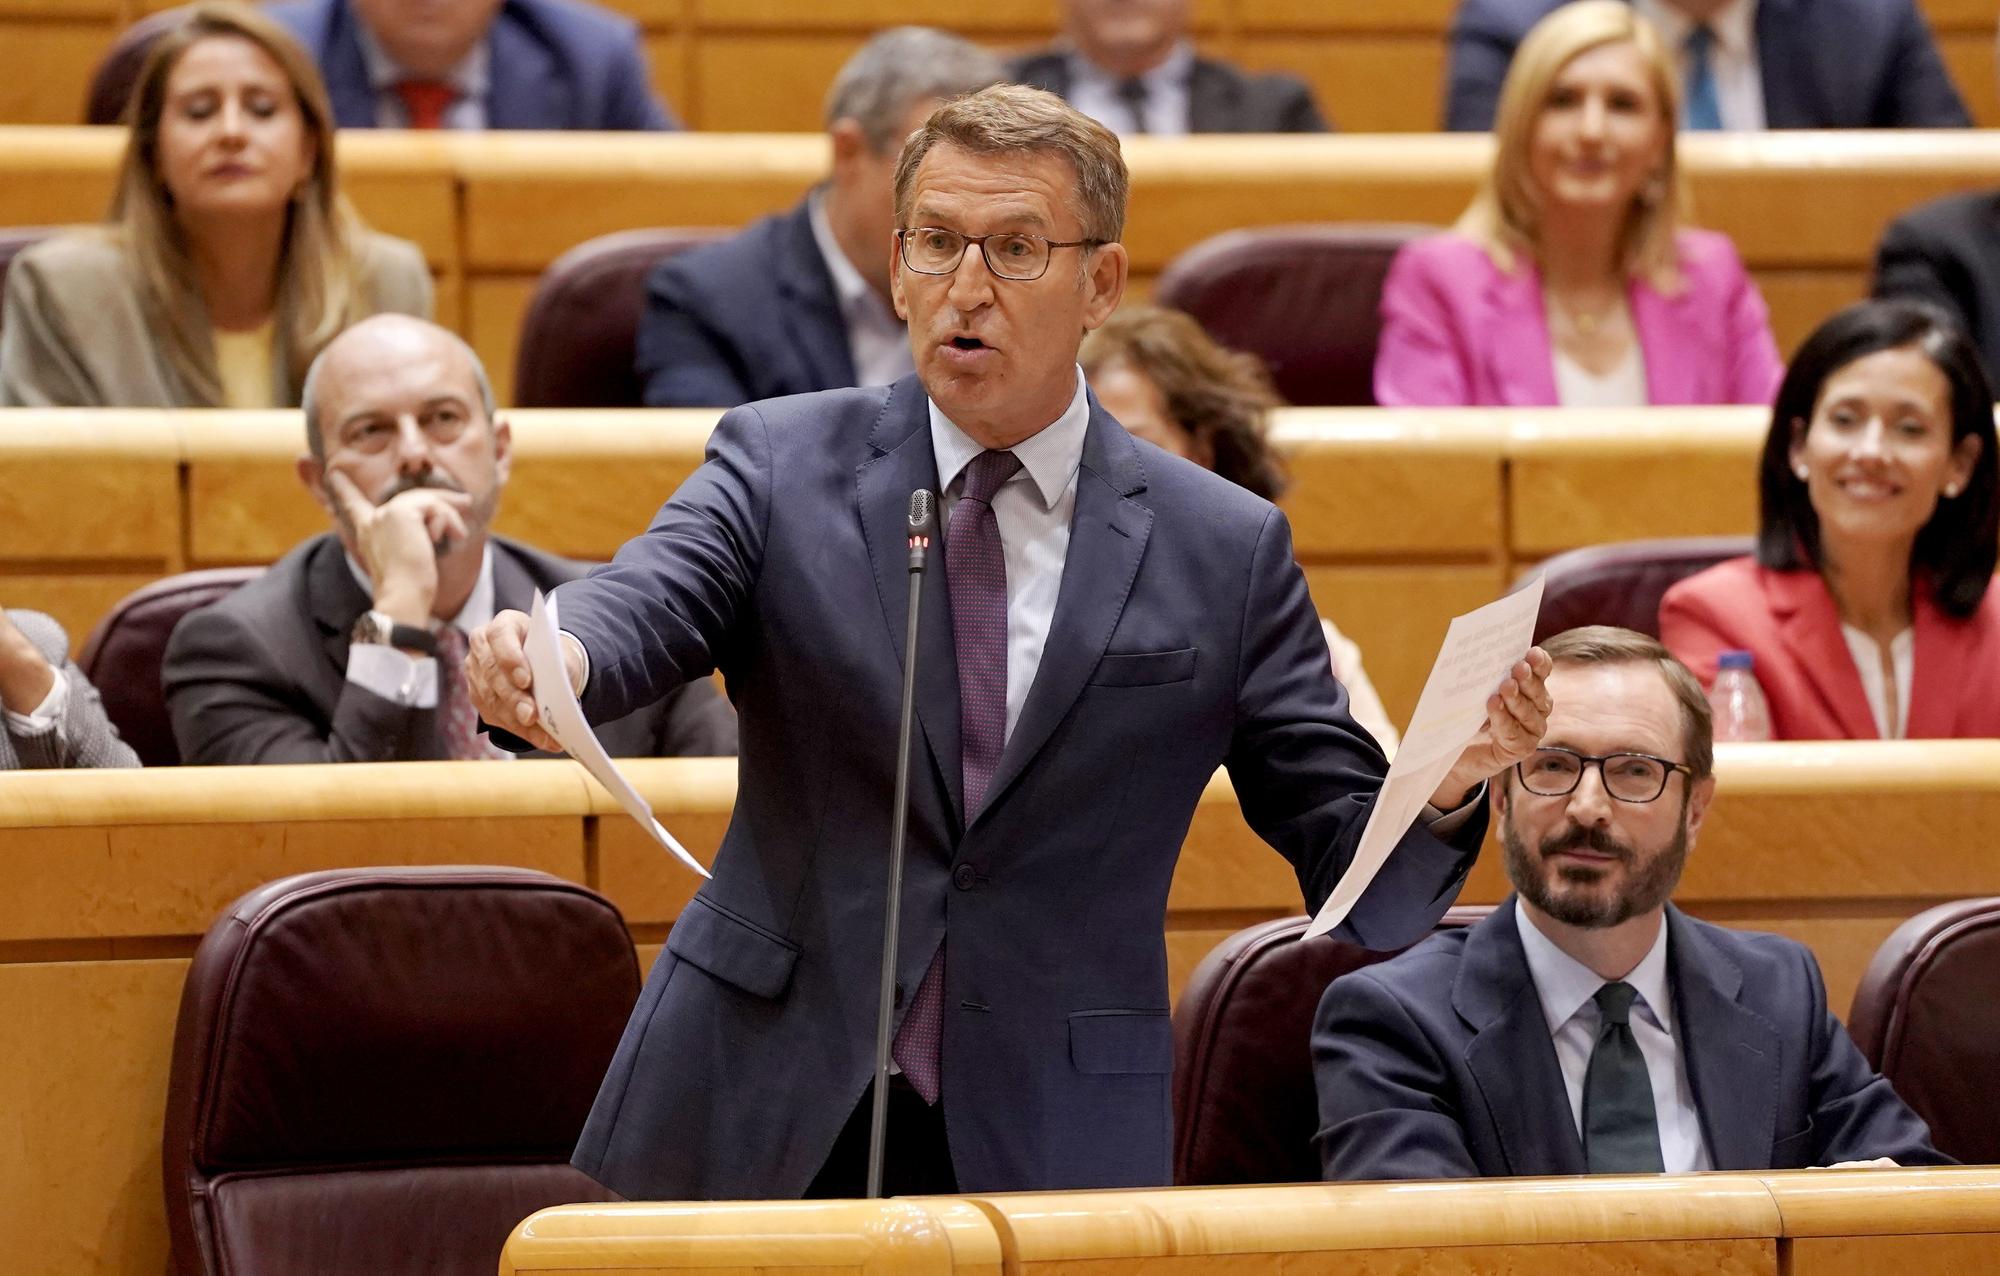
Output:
211 320 275 409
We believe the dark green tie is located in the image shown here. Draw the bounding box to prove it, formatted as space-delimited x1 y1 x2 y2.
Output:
1583 981 1666 1173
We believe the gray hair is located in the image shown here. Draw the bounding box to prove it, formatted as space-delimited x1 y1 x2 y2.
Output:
301 320 498 463
823 26 1006 153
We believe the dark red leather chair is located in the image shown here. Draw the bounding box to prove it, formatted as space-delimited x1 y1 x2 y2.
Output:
1171 906 1490 1185
1848 898 2000 1165
84 7 187 124
163 867 635 1276
513 227 730 408
1152 223 1436 407
1518 536 1754 645
78 567 263 767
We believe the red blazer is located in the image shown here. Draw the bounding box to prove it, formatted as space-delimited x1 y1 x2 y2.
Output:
1659 556 2000 740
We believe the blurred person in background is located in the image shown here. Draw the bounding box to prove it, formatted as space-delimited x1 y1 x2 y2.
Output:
1082 305 1400 754
268 0 677 130
0 3 430 408
1445 0 1968 132
1010 0 1327 135
1660 300 2000 739
637 27 1002 407
1374 1 1780 409
0 610 138 770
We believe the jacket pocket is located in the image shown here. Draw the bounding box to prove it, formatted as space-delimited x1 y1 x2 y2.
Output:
1069 1009 1173 1075
1772 1117 1816 1166
665 895 801 1000
1089 648 1197 687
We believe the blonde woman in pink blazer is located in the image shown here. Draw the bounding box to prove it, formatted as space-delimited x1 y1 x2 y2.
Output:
1374 1 1782 409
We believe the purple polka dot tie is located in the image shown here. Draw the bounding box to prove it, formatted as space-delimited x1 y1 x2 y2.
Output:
892 448 1021 1105
436 626 497 761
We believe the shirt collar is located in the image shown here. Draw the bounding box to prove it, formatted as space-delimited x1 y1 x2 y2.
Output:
1067 39 1197 96
927 367 1090 513
344 540 497 634
1638 0 1757 56
355 20 490 99
1515 897 1675 1035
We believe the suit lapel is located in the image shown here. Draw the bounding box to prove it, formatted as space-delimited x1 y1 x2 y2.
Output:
306 535 374 688
979 403 1151 823
1906 583 1967 737
1667 908 1780 1169
1456 902 1587 1175
1630 277 1693 404
1751 0 1810 128
1186 60 1236 133
1768 569 1878 737
485 23 569 129
777 201 861 393
1482 263 1560 405
319 10 384 129
857 378 963 827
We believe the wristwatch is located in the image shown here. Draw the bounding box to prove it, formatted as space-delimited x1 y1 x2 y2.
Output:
350 610 440 656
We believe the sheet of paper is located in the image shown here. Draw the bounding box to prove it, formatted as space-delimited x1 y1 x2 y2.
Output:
1304 575 1545 940
526 591 709 879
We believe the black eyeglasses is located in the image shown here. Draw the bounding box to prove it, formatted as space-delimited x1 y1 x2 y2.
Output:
1515 747 1692 804
896 227 1102 281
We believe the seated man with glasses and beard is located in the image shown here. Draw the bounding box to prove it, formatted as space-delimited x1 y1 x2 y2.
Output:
1311 625 1948 1180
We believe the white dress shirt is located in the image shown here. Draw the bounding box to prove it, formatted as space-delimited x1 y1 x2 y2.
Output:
344 543 498 713
3 666 66 736
1516 901 1713 1173
1553 343 1649 408
1637 0 1765 132
1063 42 1197 137
1841 624 1914 740
807 190 915 388
356 23 491 130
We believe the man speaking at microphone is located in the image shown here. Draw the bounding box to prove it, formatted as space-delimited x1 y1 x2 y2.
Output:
466 84 1553 1200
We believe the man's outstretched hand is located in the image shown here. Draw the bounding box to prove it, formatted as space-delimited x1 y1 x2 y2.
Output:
465 609 582 754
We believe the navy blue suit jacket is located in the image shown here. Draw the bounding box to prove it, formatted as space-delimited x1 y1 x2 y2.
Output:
268 0 677 131
1443 0 1968 132
560 376 1486 1198
635 199 855 408
1008 50 1330 133
1313 899 1949 1179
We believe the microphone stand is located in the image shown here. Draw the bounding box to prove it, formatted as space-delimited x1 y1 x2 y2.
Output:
868 488 936 1198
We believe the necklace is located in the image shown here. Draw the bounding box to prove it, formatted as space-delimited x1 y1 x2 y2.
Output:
1552 292 1622 338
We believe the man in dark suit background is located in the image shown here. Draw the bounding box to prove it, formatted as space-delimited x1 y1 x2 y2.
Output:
267 0 678 131
1313 626 1947 1180
1874 191 2000 383
636 28 1002 408
469 85 1552 1201
1444 0 1968 132
164 315 733 765
1009 0 1328 134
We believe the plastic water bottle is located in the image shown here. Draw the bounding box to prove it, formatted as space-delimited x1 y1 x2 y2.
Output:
1708 650 1772 742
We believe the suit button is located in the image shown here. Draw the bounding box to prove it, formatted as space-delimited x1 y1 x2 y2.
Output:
952 864 979 890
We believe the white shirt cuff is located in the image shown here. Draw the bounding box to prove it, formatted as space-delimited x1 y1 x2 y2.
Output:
561 630 589 694
2 668 67 734
347 642 439 708
1423 781 1487 838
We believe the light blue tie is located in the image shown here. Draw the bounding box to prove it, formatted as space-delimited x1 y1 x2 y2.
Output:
1683 25 1723 131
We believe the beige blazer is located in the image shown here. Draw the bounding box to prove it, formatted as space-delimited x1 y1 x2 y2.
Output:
0 228 432 407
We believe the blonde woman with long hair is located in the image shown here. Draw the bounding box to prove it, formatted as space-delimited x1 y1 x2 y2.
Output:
1373 0 1779 408
0 3 429 407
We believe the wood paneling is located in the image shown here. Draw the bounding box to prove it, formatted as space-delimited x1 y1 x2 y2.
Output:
0 19 121 126
1301 564 1508 732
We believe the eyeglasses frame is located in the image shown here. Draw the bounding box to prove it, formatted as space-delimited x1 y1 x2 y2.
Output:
895 226 1104 281
1514 745 1693 805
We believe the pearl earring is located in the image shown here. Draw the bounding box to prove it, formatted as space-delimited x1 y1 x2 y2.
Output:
1944 483 1962 498
1794 464 1810 481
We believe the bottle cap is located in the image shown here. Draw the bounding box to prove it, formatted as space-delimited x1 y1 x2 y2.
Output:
1717 650 1755 671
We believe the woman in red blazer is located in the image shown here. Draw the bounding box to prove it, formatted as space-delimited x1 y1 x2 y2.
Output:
1662 300 2000 739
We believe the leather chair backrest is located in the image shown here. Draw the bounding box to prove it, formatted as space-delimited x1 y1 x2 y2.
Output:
78 567 263 767
0 226 54 338
513 227 730 408
1520 536 1755 645
162 867 637 1276
1848 898 2000 1165
1153 223 1437 407
84 8 187 125
1172 906 1490 1185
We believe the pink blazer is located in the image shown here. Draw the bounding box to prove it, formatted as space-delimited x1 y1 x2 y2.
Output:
1660 557 2000 740
1373 230 1784 407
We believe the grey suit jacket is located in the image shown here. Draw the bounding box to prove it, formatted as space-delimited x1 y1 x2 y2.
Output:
162 533 736 765
1008 49 1330 133
1313 898 1950 1179
0 229 432 408
562 376 1482 1200
0 610 138 770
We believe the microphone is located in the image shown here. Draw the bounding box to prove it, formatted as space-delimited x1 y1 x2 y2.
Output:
868 488 936 1197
